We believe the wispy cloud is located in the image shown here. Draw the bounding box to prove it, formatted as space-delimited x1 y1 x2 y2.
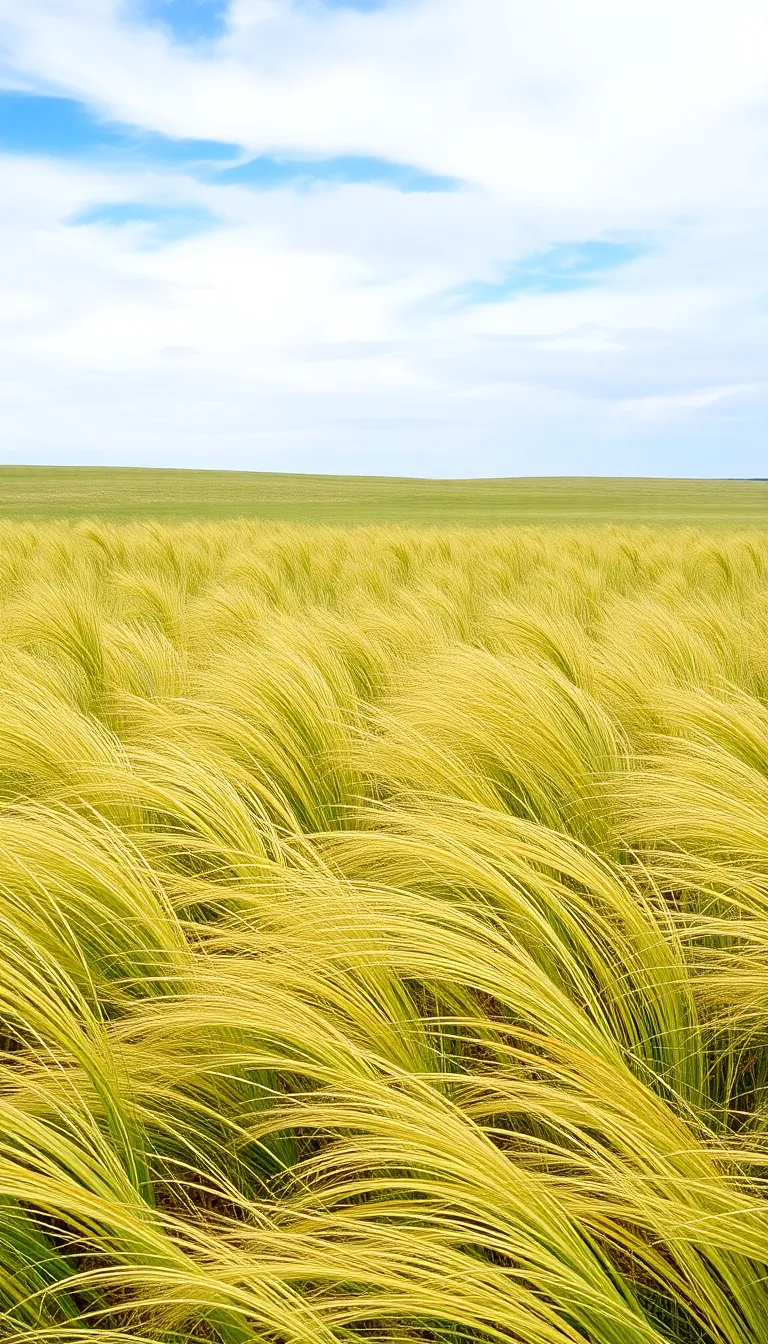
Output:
69 200 222 246
445 240 650 308
0 90 459 194
311 1 389 10
615 384 759 422
212 153 462 193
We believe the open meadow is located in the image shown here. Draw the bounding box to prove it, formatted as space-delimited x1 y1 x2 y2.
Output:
1 468 767 525
2 518 768 1344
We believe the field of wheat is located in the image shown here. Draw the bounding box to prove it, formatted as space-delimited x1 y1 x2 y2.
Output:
1 521 768 1343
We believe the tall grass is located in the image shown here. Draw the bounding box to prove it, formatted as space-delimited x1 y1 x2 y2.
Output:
1 521 768 1343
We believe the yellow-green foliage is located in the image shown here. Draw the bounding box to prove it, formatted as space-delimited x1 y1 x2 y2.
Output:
1 521 768 1343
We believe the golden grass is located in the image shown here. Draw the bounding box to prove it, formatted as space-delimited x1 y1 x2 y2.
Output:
1 521 768 1343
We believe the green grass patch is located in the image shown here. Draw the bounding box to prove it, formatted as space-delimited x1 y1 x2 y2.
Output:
0 465 766 523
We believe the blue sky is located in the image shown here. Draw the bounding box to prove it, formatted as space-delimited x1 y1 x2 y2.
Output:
0 90 239 162
134 0 386 45
133 0 229 43
0 0 766 476
0 90 459 190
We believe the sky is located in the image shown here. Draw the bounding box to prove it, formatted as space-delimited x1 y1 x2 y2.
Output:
0 1 767 477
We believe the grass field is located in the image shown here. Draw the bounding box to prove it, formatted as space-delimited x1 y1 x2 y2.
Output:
2 519 768 1344
0 466 767 523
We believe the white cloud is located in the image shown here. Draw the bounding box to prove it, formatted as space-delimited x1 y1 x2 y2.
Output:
0 0 767 472
5 0 768 210
615 385 759 422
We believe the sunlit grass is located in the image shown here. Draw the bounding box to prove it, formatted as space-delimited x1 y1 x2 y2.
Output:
1 521 768 1343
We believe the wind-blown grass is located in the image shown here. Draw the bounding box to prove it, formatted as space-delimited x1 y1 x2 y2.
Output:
1 521 768 1343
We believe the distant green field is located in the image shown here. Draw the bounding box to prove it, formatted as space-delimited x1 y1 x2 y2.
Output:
0 467 766 524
